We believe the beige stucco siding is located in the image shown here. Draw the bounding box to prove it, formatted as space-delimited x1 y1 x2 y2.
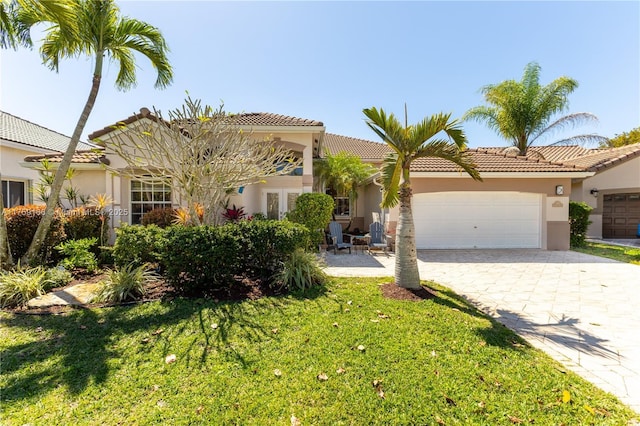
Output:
577 157 640 238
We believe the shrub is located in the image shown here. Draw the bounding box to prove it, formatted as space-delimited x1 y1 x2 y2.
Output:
112 225 166 268
222 204 246 222
287 193 334 249
44 266 73 290
55 238 98 273
141 207 177 228
569 201 593 248
162 225 242 296
0 266 53 308
92 263 158 304
275 248 327 292
234 220 309 279
4 205 66 263
64 206 105 242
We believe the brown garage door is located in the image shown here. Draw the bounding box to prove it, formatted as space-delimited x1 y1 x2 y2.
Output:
603 193 640 238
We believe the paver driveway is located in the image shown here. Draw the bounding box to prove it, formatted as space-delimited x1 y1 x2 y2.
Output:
323 249 640 412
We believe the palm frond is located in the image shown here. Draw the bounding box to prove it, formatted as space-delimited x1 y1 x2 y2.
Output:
380 153 402 208
547 134 609 147
529 112 599 145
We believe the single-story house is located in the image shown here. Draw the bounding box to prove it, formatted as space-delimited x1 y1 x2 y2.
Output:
0 110 97 207
9 106 639 249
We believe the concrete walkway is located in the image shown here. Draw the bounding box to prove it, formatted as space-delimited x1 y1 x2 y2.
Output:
323 249 640 413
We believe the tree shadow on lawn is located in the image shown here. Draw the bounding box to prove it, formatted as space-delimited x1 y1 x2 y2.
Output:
430 285 617 359
0 286 328 403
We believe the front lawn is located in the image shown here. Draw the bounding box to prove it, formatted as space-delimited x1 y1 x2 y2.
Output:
1 278 636 424
574 241 640 265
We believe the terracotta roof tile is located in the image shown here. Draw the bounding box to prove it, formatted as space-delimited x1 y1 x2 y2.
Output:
89 108 323 141
323 133 391 160
560 143 640 171
410 148 584 173
23 150 109 165
232 112 323 127
1 110 96 151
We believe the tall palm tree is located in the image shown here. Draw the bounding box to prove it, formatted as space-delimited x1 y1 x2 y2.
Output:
463 62 606 156
20 0 173 264
363 106 481 289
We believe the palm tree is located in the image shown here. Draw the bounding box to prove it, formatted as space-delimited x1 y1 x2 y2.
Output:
463 62 606 156
20 0 173 264
363 106 481 289
313 151 377 219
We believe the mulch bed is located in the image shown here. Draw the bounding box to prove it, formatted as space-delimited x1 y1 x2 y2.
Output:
4 272 280 315
379 282 437 301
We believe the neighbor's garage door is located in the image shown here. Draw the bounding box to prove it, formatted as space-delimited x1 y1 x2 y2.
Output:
413 192 542 249
603 193 640 238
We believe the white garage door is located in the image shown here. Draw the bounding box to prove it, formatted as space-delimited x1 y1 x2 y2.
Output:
413 192 542 249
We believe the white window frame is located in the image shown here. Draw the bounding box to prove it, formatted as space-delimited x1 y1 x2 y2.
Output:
129 176 172 224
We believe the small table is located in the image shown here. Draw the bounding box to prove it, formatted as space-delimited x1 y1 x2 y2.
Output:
350 235 368 254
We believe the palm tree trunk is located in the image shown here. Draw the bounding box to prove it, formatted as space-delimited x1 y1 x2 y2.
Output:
22 56 103 264
394 180 420 289
0 188 14 269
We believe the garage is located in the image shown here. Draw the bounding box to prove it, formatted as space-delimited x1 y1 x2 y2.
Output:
603 193 640 238
413 192 542 249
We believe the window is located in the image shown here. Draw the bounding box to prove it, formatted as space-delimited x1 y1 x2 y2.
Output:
1 180 26 207
130 177 172 224
334 196 350 217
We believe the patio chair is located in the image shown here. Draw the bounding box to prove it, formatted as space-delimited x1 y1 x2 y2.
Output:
328 221 353 254
367 221 388 255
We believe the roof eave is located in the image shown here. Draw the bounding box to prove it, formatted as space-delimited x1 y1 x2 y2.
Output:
410 171 596 178
19 161 106 171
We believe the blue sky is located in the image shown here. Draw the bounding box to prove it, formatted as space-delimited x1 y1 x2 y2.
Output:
1 1 638 148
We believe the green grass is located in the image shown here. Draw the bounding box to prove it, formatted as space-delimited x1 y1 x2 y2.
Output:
574 241 640 265
1 278 637 425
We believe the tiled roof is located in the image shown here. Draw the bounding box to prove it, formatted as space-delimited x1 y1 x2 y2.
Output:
1 110 96 151
478 145 595 162
232 112 323 127
23 150 109 165
323 133 391 160
560 143 640 171
410 148 584 173
89 108 323 141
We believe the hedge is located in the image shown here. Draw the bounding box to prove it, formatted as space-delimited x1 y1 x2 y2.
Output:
112 225 166 268
569 201 593 248
4 205 66 263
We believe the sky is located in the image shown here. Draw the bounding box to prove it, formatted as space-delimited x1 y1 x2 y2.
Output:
1 1 639 149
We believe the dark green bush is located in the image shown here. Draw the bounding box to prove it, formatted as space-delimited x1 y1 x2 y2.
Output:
162 225 242 296
569 201 593 248
64 206 106 242
287 193 334 249
234 220 309 278
141 207 177 228
112 225 166 268
160 221 308 297
4 205 66 264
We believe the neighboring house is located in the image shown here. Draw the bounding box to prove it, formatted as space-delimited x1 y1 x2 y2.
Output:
0 111 96 207
561 144 640 239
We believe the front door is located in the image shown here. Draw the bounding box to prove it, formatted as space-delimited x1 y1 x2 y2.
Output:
262 189 301 220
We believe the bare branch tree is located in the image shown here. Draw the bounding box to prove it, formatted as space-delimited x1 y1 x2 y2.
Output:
106 97 301 225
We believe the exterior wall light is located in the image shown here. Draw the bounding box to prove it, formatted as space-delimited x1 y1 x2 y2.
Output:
590 188 599 197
